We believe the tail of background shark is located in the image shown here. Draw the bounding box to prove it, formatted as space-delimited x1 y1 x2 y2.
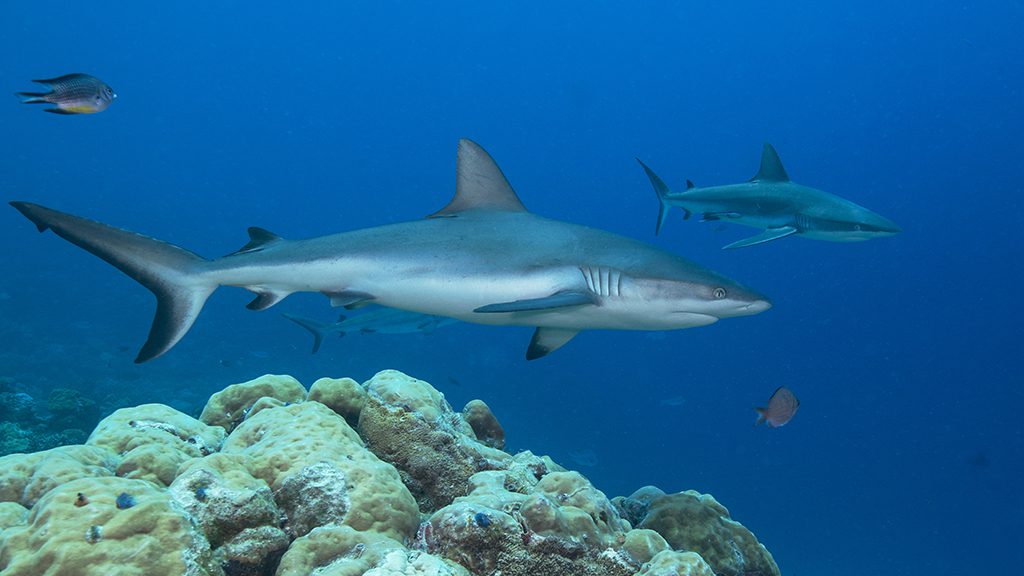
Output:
635 159 691 234
9 201 216 363
280 313 332 354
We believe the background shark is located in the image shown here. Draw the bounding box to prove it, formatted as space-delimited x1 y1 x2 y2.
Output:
10 139 769 362
638 143 902 249
282 307 458 354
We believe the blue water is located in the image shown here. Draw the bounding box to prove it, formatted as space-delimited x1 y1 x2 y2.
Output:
2 3 1021 575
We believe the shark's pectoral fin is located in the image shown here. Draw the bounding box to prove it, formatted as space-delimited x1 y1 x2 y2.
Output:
323 290 376 309
527 327 579 360
723 226 798 250
473 290 596 313
246 289 291 311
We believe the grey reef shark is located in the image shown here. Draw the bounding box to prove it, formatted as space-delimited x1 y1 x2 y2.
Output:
637 143 902 249
282 307 459 354
10 139 770 363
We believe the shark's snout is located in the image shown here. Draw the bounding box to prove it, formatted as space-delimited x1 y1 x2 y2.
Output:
743 298 772 314
720 286 771 317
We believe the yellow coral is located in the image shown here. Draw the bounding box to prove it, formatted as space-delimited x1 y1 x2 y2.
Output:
200 374 306 431
0 477 218 575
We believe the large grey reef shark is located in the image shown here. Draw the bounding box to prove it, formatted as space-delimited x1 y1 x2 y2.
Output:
637 143 902 249
282 307 459 354
10 139 770 363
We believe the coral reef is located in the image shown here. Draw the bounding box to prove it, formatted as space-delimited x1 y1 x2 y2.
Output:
357 370 511 511
0 370 782 576
0 379 94 457
47 387 100 431
615 488 780 576
199 374 306 432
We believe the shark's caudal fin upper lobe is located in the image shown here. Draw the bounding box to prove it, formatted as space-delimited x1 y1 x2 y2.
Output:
281 313 331 354
9 202 216 363
636 158 687 235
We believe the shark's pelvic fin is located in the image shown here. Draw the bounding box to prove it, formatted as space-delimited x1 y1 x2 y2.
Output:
723 226 798 249
473 290 596 313
751 143 790 182
229 227 284 256
246 289 291 311
429 139 528 218
636 159 684 233
527 327 579 360
281 313 329 354
9 201 216 363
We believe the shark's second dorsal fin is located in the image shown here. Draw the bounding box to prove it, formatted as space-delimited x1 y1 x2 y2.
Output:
229 227 284 256
428 139 528 218
750 143 790 182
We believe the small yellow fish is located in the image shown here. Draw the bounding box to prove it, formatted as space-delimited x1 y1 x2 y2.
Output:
17 73 116 115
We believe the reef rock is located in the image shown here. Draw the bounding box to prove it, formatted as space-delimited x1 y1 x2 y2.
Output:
358 370 512 511
0 476 220 575
222 400 419 541
200 374 306 432
88 403 226 486
461 399 505 450
308 376 368 428
0 368 783 576
636 490 780 576
0 444 119 508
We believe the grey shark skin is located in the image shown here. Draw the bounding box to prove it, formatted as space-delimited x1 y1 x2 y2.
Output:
282 307 458 354
637 143 902 249
10 139 770 363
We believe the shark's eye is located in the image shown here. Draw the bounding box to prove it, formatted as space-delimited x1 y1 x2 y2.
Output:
713 287 727 299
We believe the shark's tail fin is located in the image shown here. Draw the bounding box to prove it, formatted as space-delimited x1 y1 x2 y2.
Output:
281 313 332 354
9 202 216 363
636 159 688 235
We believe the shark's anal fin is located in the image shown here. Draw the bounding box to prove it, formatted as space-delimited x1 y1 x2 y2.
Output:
323 290 376 309
473 290 596 313
723 226 798 250
527 327 579 360
750 143 790 182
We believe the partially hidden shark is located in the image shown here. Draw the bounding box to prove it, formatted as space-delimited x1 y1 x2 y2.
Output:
637 143 902 249
282 307 458 354
10 139 770 363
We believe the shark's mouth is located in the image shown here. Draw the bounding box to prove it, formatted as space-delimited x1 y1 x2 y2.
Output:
668 312 720 326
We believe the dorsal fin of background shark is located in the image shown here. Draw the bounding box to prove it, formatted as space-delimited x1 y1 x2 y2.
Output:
750 143 790 182
11 139 769 362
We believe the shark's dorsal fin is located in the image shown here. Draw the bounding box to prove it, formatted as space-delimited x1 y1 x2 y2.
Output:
428 139 527 218
750 143 790 182
229 227 284 256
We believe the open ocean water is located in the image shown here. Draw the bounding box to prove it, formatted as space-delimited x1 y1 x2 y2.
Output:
1 2 1021 575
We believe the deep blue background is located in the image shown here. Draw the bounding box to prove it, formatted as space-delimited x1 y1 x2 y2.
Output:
1 2 1021 575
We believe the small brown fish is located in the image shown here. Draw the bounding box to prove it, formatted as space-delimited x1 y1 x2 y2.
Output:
17 73 116 115
754 386 799 427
